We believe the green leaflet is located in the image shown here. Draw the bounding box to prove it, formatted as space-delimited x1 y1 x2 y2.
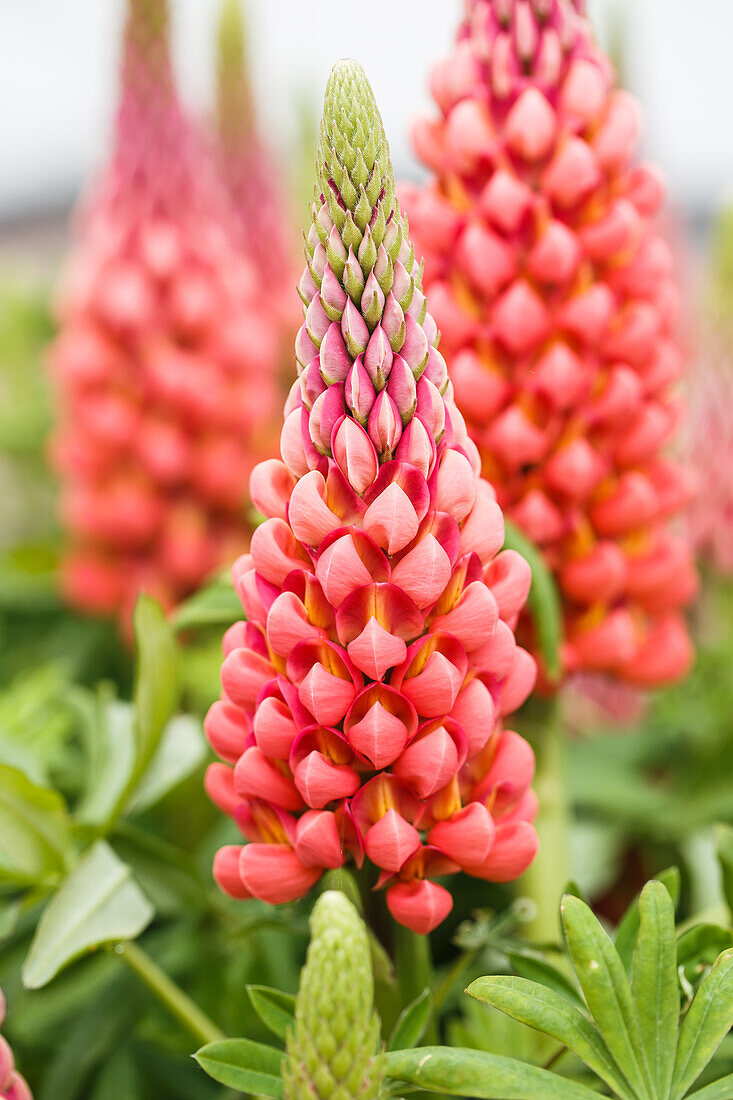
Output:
22 840 154 989
384 1047 602 1099
672 950 733 1100
388 989 433 1051
0 764 70 885
631 881 678 1100
195 1038 284 1098
246 985 296 1041
467 975 634 1100
561 894 654 1100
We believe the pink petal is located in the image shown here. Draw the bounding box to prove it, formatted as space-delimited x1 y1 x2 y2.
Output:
213 845 252 899
253 695 299 760
391 533 452 609
365 808 422 872
386 879 453 934
294 810 346 869
239 844 322 904
429 802 496 867
249 460 296 521
394 724 461 799
332 417 379 495
461 481 505 565
234 747 303 812
450 678 496 758
347 618 408 681
499 648 537 715
293 751 360 809
473 821 538 883
363 482 420 555
205 700 250 764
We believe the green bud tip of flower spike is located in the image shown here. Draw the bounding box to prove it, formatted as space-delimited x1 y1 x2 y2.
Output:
308 58 421 305
283 890 386 1099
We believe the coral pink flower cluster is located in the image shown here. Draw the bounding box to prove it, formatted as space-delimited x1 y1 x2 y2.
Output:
49 0 280 622
402 0 696 686
0 989 32 1100
205 61 539 935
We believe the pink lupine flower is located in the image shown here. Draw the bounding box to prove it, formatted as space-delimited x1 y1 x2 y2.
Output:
0 988 33 1100
49 0 281 624
205 60 539 935
214 0 299 331
401 0 696 688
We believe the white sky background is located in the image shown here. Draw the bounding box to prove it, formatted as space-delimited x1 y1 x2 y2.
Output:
0 0 731 219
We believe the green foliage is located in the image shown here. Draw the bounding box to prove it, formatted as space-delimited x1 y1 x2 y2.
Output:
22 841 154 989
418 884 733 1100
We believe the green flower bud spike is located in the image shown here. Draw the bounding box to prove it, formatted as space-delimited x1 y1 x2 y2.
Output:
283 891 386 1099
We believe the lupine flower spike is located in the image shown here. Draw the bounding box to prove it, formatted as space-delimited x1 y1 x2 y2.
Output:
402 0 696 687
205 59 539 935
215 0 298 327
50 0 280 624
0 988 33 1100
283 891 385 1099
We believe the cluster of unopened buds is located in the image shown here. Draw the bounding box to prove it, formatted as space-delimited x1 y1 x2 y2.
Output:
50 0 280 622
205 60 539 935
402 0 696 687
0 990 32 1100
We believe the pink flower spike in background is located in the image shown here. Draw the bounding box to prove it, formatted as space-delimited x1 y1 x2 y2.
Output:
49 0 281 627
214 0 299 333
205 58 539 935
0 989 33 1100
402 0 696 690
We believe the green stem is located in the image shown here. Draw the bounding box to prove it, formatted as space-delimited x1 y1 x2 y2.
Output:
111 940 225 1046
393 924 438 1044
521 694 569 944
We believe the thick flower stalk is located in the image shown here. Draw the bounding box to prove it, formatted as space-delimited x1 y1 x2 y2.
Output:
0 989 33 1100
205 60 538 935
49 0 280 622
283 891 385 1099
402 0 696 686
215 0 297 320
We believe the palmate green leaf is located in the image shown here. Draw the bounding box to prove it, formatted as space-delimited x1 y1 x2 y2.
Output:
125 715 206 815
561 894 654 1100
631 881 678 1100
467 975 634 1100
22 840 154 989
194 1038 284 1097
686 1072 733 1100
246 985 296 1041
384 1047 601 1099
677 925 733 973
389 989 433 1051
615 867 681 972
130 595 178 780
75 695 136 827
503 519 562 683
0 764 70 885
671 949 733 1100
506 951 584 1008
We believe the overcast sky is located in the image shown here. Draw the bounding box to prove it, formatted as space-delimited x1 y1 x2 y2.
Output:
0 0 730 219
